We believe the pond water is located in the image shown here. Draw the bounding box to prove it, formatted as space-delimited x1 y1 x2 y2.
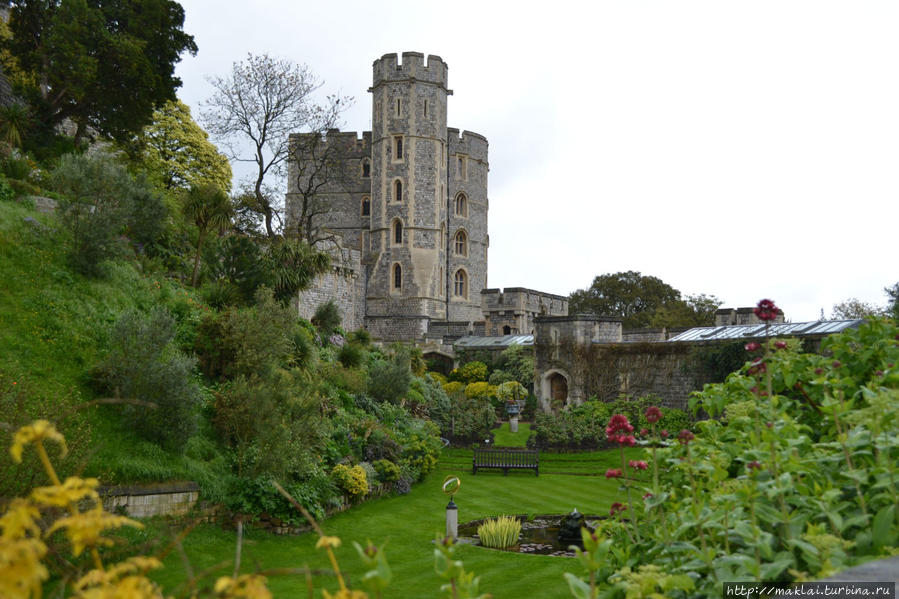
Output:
457 515 602 557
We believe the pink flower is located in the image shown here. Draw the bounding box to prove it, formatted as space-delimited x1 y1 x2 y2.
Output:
744 342 761 352
815 368 824 375
639 428 649 437
605 468 623 478
747 460 762 472
619 435 636 447
645 406 662 424
774 341 787 350
754 299 779 321
606 414 634 437
832 361 841 369
609 502 627 515
660 430 669 439
677 429 694 445
628 460 648 470
642 492 653 500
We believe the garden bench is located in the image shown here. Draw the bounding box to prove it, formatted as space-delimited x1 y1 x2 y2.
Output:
472 448 539 476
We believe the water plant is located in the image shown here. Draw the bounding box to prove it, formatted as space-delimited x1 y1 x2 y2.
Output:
477 515 522 549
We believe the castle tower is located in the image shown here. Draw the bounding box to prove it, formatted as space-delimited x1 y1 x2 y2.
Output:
365 52 453 340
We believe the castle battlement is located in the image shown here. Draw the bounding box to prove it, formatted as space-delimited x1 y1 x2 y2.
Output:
289 130 372 154
371 52 449 90
447 128 488 161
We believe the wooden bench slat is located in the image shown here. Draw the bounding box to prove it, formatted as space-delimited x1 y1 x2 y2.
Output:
472 448 539 476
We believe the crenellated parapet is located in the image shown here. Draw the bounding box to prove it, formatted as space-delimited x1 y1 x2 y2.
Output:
289 129 372 156
371 52 450 92
447 128 488 163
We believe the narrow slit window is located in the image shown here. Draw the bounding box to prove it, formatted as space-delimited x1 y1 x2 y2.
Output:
361 196 370 216
394 136 403 160
393 220 403 244
395 98 401 116
362 159 370 178
394 179 402 202
393 264 402 289
424 99 428 117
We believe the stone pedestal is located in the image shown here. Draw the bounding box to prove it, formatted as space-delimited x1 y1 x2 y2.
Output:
510 416 519 433
446 499 458 540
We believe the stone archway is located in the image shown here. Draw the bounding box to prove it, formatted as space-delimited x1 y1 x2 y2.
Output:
538 369 570 413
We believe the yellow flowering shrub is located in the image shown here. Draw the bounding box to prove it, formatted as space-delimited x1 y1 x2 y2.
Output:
331 464 369 498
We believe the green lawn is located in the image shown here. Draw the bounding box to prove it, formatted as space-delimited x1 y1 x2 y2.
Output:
152 447 649 598
491 420 530 446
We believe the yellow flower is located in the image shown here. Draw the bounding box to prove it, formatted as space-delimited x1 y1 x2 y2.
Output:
10 420 67 463
213 574 272 599
47 505 142 556
316 535 342 549
31 476 100 508
0 536 49 599
0 498 41 540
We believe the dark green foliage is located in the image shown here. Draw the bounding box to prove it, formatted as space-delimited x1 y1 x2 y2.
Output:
182 183 232 287
886 282 899 321
692 341 751 383
203 235 270 305
313 300 342 337
372 459 401 483
97 307 201 451
337 342 365 369
267 237 330 303
6 0 197 143
212 370 324 479
51 152 166 276
569 270 684 329
367 348 413 403
0 176 15 202
193 287 296 381
2 154 33 180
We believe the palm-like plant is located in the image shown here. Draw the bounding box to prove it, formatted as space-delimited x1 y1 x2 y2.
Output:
0 102 31 151
183 183 233 287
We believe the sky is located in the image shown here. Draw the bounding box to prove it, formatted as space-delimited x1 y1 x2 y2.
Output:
174 0 898 322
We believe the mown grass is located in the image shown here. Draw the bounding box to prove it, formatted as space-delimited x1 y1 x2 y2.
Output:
150 447 651 599
491 420 530 446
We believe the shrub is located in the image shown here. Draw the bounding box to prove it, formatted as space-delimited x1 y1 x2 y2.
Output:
367 349 412 403
0 175 14 202
450 360 487 384
331 463 369 499
337 342 365 368
96 308 201 451
372 459 401 483
477 515 521 548
313 300 342 337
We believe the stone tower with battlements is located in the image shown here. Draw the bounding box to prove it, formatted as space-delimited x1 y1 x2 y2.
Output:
286 52 489 341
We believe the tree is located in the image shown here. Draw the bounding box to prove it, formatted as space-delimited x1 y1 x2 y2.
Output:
885 283 899 321
650 293 722 328
201 53 349 237
569 271 683 329
290 131 356 247
831 298 886 320
129 100 231 192
5 0 197 144
182 184 233 287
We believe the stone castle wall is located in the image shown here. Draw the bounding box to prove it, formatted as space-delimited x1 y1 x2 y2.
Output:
482 287 568 336
295 248 365 332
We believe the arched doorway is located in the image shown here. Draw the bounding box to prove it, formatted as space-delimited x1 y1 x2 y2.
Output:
539 369 570 413
549 373 568 403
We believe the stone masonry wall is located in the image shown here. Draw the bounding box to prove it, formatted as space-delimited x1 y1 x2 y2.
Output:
99 482 198 518
296 248 365 332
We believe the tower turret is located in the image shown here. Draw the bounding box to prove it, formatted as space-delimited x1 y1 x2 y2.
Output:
365 52 453 340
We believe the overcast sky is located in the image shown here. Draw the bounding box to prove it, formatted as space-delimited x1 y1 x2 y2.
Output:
175 0 898 322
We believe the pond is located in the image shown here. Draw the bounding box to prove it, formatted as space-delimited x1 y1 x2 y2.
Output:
457 514 603 557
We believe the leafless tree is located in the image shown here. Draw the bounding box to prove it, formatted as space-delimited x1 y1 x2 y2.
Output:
201 53 350 237
290 131 357 250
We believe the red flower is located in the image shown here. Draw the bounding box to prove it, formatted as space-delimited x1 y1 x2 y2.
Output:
832 361 841 369
640 428 649 437
746 460 762 472
744 342 761 352
645 406 662 424
605 468 623 478
628 460 648 470
609 502 627 515
754 299 779 321
774 340 787 350
606 414 634 437
642 492 653 500
677 429 694 445
660 430 669 439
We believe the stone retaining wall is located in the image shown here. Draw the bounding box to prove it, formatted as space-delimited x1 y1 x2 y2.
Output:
98 482 199 518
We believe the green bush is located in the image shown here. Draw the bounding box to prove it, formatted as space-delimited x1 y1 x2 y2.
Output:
313 300 342 337
0 175 15 202
372 459 401 483
450 360 487 384
96 307 201 451
367 349 412 403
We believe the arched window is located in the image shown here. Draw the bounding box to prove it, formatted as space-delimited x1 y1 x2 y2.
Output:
393 179 402 202
454 193 467 217
394 136 403 160
361 159 370 178
454 269 467 299
393 219 403 245
393 263 402 290
502 325 512 335
454 230 467 256
361 196 370 216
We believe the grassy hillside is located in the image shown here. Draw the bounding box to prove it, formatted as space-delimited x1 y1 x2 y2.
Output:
0 199 229 497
